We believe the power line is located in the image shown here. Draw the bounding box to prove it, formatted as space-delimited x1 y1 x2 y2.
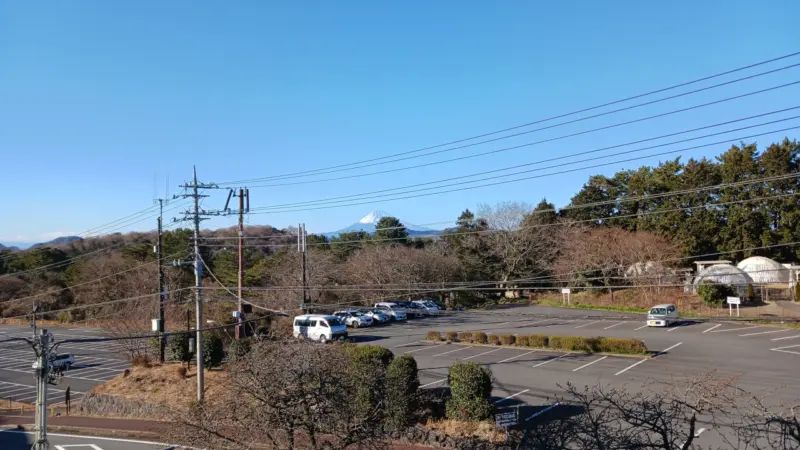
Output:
247 125 800 214
250 115 800 210
218 51 800 186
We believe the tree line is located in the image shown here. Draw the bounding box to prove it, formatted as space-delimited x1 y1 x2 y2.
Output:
0 138 797 321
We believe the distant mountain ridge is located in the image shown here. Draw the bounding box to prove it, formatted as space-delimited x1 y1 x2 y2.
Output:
0 236 82 251
324 210 442 238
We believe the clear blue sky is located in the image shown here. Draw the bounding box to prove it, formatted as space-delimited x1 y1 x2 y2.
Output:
1 1 798 244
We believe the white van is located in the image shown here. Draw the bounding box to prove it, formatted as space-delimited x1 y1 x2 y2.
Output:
647 304 679 327
374 302 408 321
293 315 348 343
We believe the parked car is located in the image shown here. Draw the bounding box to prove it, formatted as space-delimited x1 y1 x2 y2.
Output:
32 353 74 371
293 314 348 343
334 310 374 328
413 300 441 314
647 304 679 327
359 308 390 324
391 300 425 318
374 302 408 321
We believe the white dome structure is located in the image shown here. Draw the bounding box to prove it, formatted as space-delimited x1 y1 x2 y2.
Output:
736 256 790 284
693 264 753 288
624 261 680 284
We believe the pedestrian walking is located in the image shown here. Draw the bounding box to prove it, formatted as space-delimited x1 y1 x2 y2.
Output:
65 386 71 415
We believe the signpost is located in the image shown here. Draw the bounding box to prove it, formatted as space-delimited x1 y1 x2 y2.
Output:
727 296 741 317
561 288 571 305
495 407 518 442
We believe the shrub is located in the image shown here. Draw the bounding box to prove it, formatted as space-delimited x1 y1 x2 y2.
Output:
345 345 395 368
487 334 500 345
203 334 225 369
548 336 597 353
458 332 473 343
345 345 394 418
472 332 488 344
499 334 516 346
515 335 529 347
446 362 494 421
595 337 647 355
426 331 442 341
385 355 420 429
168 333 191 363
445 331 459 342
747 283 755 300
131 355 151 368
795 282 800 303
697 282 733 306
527 334 549 348
227 338 251 360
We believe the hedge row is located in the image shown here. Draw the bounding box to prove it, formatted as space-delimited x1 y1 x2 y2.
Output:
425 331 647 355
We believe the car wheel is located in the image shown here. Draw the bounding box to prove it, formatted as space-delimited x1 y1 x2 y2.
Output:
319 335 328 344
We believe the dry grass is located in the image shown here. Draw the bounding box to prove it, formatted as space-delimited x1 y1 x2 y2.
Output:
425 419 506 443
94 364 228 410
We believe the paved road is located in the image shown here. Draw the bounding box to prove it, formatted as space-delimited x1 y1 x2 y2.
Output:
0 429 167 449
0 325 130 406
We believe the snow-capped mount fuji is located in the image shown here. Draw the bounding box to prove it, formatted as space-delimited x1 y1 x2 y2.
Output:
324 210 442 238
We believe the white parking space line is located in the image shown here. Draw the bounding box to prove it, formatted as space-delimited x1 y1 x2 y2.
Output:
575 320 602 329
739 329 791 337
634 324 648 331
461 348 503 361
603 322 625 330
497 350 536 364
666 323 687 332
432 346 472 357
771 344 800 356
772 334 800 341
495 389 530 404
393 342 425 348
615 342 683 376
420 378 447 388
403 343 446 354
572 356 607 372
710 326 760 333
702 324 722 333
532 353 568 367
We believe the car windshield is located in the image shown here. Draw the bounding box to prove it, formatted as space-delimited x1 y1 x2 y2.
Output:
649 308 667 315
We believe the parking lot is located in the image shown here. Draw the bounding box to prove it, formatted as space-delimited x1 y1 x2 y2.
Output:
0 326 129 406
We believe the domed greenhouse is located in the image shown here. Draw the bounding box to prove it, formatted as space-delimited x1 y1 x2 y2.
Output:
736 256 790 284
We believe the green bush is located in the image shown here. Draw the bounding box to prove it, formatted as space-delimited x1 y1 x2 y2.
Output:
202 334 225 369
446 362 494 421
499 334 516 346
795 282 800 303
445 331 459 342
385 355 420 429
345 345 394 418
595 337 647 355
227 338 251 360
528 334 549 348
487 334 500 345
345 345 395 368
458 332 473 343
548 336 597 353
168 333 191 363
472 332 488 344
426 331 442 341
697 282 734 306
515 335 529 347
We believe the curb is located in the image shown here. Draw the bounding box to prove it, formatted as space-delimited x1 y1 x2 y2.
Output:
2 423 164 441
416 340 651 359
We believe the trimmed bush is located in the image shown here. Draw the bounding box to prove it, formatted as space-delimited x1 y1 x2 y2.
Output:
167 333 191 363
385 355 420 429
426 331 442 342
697 282 734 306
527 334 549 348
202 334 225 369
499 334 516 346
446 362 494 421
487 334 500 345
548 336 597 353
515 335 530 347
345 344 395 368
445 331 459 342
473 332 488 344
595 337 647 355
458 332 473 343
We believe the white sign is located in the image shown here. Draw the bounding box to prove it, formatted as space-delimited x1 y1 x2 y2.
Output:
561 288 571 294
495 408 518 427
726 297 741 305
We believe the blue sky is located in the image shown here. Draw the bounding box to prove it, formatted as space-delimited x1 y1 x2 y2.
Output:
1 1 798 244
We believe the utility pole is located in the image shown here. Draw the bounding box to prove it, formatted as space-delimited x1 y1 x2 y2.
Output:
225 188 249 339
174 166 223 403
298 223 308 311
32 328 50 450
156 199 167 363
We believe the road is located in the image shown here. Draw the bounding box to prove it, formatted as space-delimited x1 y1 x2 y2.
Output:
0 429 167 449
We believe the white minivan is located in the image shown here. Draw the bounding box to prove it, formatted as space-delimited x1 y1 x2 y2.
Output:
293 314 348 343
647 304 679 327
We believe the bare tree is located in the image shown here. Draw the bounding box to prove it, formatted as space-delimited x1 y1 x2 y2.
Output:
167 340 388 450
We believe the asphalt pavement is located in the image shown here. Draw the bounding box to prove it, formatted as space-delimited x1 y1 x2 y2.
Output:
0 429 168 449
